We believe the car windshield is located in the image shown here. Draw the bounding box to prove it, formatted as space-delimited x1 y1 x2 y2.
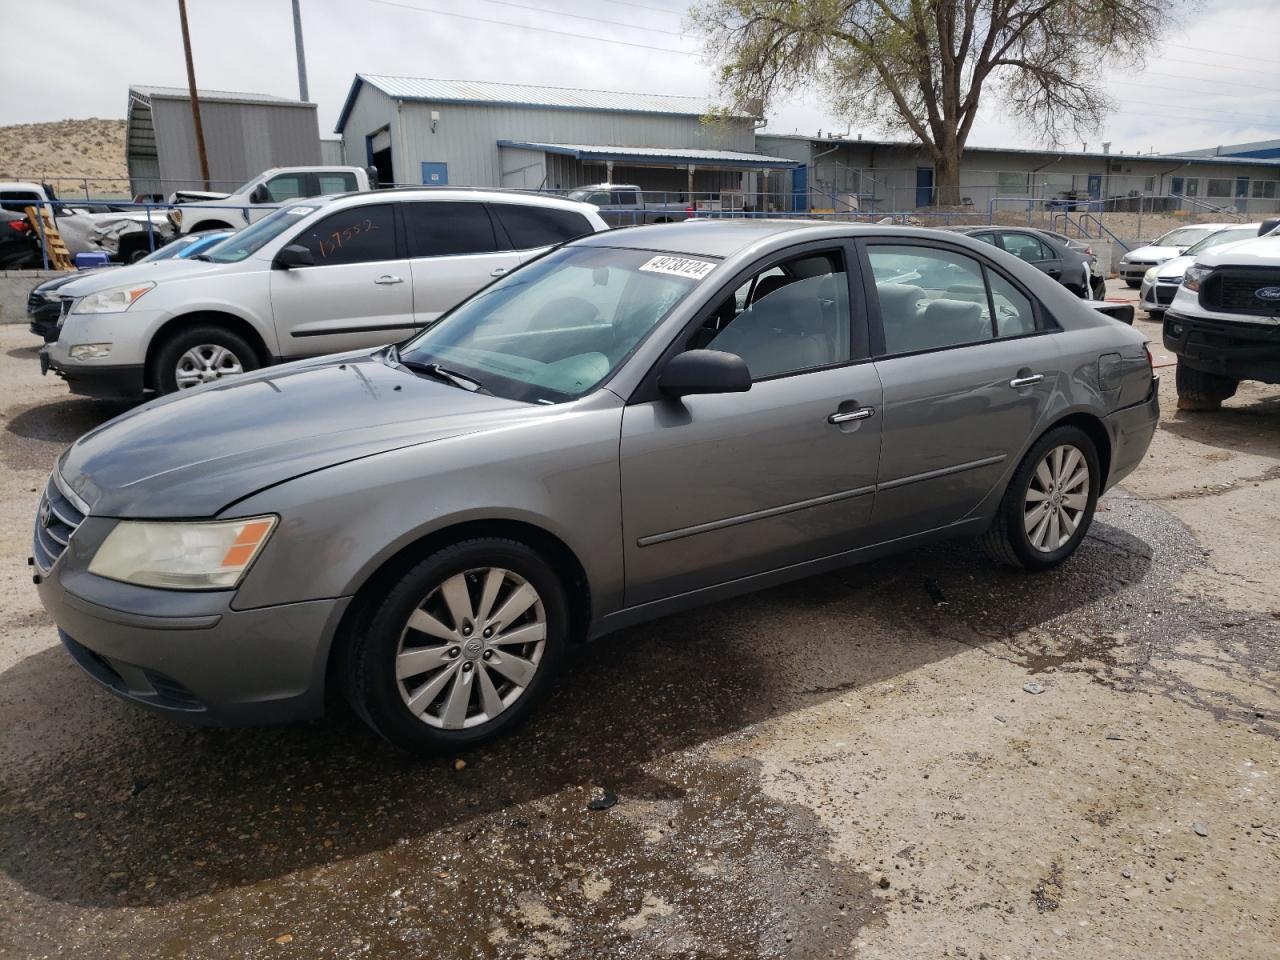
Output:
1155 226 1215 248
399 246 713 404
201 203 324 263
1184 227 1260 254
139 234 207 262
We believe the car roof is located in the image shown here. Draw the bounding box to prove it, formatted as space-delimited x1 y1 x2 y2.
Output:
571 218 1002 258
324 187 597 212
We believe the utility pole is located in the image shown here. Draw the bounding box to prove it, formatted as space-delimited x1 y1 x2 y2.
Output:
292 0 310 102
177 0 211 189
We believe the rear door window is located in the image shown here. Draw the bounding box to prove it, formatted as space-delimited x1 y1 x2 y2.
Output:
1 190 43 214
404 202 499 258
489 203 595 250
315 172 358 194
291 203 398 265
999 233 1051 263
264 174 306 202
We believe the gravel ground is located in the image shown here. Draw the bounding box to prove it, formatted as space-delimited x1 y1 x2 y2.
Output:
1 284 1277 959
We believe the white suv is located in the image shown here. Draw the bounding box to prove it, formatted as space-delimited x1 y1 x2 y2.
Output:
42 190 608 398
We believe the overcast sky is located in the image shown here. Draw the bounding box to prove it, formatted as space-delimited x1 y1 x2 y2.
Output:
1 0 1275 155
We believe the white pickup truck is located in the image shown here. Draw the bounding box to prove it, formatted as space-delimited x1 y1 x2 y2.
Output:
168 166 374 235
1163 223 1280 410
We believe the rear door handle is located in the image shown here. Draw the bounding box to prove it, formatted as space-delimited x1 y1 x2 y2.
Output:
374 275 404 285
1009 374 1044 388
828 407 875 424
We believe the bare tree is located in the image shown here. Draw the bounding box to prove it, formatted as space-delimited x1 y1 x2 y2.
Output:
693 0 1173 204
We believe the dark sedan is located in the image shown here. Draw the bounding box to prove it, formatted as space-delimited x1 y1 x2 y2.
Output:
942 226 1105 300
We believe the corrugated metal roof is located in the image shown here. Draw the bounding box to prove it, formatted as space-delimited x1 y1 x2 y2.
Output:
129 85 312 107
499 140 799 169
336 74 728 132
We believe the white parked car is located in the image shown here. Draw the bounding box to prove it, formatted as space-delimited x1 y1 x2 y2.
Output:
168 166 374 234
0 181 174 263
42 190 608 398
1139 223 1269 317
1117 223 1235 288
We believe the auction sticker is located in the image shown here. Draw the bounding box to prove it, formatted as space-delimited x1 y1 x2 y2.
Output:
638 255 717 280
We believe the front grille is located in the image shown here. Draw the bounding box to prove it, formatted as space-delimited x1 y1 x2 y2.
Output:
1154 284 1179 305
1124 260 1155 269
26 288 44 313
1202 268 1280 316
33 473 86 573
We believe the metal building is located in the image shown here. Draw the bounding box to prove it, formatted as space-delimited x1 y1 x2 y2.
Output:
126 86 322 197
334 75 795 201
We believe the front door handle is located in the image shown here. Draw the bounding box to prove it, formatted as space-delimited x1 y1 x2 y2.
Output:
828 407 875 424
1009 374 1044 388
490 267 509 278
374 275 404 285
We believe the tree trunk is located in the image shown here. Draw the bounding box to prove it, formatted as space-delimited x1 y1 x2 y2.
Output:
934 148 963 206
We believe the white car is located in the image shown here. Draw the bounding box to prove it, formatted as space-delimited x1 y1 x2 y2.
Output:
0 181 174 263
1117 223 1235 288
1139 223 1269 317
168 166 374 234
42 190 608 398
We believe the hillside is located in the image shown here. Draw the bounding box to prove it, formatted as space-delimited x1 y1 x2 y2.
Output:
0 118 128 198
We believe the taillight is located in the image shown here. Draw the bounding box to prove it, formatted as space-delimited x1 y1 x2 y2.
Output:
1084 245 1093 256
685 206 695 213
1145 344 1154 373
6 219 28 232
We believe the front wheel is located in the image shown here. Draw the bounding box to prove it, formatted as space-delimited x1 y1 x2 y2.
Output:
979 425 1100 571
1125 279 1141 289
1091 276 1107 300
341 538 568 754
151 323 259 394
1175 361 1238 412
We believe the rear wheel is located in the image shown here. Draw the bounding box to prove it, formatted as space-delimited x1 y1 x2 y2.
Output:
150 323 259 394
341 538 568 754
1175 361 1238 412
1091 275 1107 300
1125 279 1141 289
980 425 1100 571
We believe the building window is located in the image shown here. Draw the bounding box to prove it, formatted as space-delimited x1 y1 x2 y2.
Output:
1170 176 1184 195
1252 180 1277 199
1207 179 1233 198
997 171 1028 192
1143 177 1155 192
1185 178 1199 196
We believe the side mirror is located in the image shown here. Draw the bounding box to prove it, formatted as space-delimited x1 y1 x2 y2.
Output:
274 244 315 269
658 349 751 397
249 184 272 204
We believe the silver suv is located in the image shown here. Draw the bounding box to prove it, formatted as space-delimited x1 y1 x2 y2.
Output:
40 190 608 398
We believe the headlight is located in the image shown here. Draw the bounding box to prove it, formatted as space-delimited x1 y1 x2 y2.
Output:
1183 265 1212 291
1143 267 1158 283
88 516 277 589
1120 254 1131 264
171 208 183 225
71 281 155 315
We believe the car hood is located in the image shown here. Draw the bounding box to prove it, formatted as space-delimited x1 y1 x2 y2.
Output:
1195 233 1280 268
1124 244 1182 262
59 352 544 518
56 257 223 297
1155 255 1194 280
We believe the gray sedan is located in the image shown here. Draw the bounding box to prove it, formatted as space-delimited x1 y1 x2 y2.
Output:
33 221 1159 753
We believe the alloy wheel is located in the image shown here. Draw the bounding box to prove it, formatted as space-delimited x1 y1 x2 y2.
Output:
395 567 546 730
174 344 244 389
1023 444 1090 553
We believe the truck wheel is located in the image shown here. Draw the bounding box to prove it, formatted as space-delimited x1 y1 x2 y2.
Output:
1175 362 1238 412
1125 280 1141 289
151 323 259 394
341 538 568 754
116 237 152 264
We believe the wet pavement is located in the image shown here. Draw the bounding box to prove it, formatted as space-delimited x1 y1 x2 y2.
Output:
0 303 1277 958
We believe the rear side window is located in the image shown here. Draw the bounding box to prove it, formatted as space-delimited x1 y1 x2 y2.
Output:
404 202 498 257
292 203 397 265
1 190 42 214
490 203 594 249
1000 233 1051 263
316 172 358 194
868 245 993 354
610 189 639 205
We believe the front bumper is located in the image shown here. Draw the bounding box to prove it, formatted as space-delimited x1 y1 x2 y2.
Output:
36 562 349 725
1103 376 1160 490
1120 262 1155 282
41 347 145 399
1163 310 1280 384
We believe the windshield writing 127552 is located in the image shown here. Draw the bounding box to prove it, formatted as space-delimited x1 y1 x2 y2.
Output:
319 219 379 259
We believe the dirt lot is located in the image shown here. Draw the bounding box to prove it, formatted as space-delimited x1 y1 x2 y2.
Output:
0 286 1276 959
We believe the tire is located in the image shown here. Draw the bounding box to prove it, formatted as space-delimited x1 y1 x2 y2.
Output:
1091 276 1107 300
1175 361 1238 412
150 323 259 394
1125 279 1141 289
341 538 568 755
979 425 1100 571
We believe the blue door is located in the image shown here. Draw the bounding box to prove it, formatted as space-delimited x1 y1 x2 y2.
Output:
1087 175 1102 201
1235 177 1250 201
915 167 934 207
421 162 448 186
791 165 808 212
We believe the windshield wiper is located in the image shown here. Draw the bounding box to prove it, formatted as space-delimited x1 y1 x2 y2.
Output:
400 359 486 393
